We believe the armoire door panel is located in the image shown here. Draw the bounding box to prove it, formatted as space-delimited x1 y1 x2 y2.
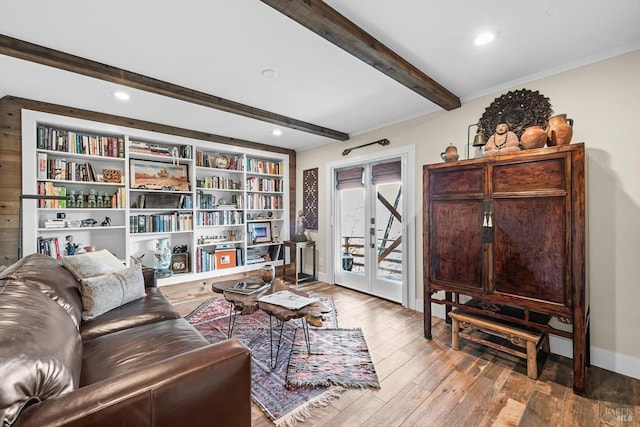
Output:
430 200 484 290
493 197 568 304
430 167 484 196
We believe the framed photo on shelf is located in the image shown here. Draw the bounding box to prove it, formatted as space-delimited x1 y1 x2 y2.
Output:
171 253 190 273
248 222 272 244
130 159 190 191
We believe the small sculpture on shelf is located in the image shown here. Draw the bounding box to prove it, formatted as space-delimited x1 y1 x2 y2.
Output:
81 218 98 227
101 217 111 227
76 191 84 208
87 189 97 208
68 190 75 208
97 191 104 208
484 123 520 156
65 235 79 256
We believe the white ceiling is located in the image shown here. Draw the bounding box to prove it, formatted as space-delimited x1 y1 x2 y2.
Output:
1 1 639 151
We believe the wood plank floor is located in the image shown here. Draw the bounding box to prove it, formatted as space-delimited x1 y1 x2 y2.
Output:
161 279 640 426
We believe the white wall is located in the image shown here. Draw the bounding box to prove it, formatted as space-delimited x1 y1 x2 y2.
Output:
296 49 640 378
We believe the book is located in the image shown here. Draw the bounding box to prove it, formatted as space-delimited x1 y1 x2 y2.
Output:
225 281 269 295
258 291 315 310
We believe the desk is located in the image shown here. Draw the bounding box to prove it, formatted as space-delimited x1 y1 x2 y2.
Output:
282 240 316 284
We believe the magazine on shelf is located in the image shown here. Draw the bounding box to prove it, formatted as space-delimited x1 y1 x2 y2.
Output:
258 290 315 310
225 281 270 295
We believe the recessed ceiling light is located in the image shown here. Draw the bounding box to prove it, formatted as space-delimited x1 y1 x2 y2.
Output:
261 69 278 79
113 91 130 101
272 129 282 136
474 32 495 46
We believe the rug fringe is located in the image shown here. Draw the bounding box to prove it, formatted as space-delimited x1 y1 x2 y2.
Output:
273 387 345 427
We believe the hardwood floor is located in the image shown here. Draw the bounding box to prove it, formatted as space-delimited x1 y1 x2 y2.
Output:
161 279 640 426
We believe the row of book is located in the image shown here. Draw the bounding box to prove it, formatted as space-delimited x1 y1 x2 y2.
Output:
246 176 283 192
246 159 283 175
196 176 242 190
135 194 193 209
196 246 244 272
195 191 244 210
196 210 244 226
37 125 124 158
195 152 243 170
37 153 109 183
129 213 194 234
37 236 62 260
129 141 192 159
246 194 283 210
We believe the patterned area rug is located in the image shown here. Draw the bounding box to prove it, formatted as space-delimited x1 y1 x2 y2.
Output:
185 296 344 426
287 328 379 389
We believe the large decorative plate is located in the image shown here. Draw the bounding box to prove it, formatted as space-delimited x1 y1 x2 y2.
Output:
478 89 553 140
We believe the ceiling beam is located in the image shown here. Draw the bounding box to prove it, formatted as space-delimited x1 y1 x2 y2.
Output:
261 0 461 111
0 34 349 141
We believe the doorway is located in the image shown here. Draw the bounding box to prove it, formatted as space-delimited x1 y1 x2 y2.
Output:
326 146 415 307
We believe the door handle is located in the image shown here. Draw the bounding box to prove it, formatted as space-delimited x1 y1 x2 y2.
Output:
370 227 376 248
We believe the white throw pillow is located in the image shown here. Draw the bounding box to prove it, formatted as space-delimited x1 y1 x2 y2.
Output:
79 266 145 320
62 249 124 280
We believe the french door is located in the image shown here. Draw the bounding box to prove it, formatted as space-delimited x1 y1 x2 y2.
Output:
333 159 404 302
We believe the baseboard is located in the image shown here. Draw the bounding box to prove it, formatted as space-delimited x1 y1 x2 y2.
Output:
416 298 640 380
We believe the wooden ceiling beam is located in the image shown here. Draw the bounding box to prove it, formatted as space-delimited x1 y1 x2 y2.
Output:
261 0 461 111
0 34 349 141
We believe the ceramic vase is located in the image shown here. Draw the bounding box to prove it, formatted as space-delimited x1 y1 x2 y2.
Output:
546 114 574 146
440 144 459 162
154 238 172 276
261 264 275 284
521 125 548 149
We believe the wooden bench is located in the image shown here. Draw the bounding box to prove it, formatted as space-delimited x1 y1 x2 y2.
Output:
448 309 549 379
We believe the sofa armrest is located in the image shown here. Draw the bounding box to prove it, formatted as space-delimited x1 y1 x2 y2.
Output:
14 338 251 427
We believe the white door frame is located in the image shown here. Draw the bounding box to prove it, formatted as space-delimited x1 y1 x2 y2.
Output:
325 144 416 309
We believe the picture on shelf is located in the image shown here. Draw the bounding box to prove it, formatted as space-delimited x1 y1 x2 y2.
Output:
130 159 189 191
171 253 189 273
248 222 272 244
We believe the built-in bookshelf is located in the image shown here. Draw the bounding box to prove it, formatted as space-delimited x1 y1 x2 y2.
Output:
22 110 289 285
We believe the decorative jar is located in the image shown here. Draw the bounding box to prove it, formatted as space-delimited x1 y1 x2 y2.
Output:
261 264 275 285
546 114 574 146
521 125 548 149
154 238 172 277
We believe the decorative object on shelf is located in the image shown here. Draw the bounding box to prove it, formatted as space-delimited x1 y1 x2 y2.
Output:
272 225 279 243
440 143 459 162
521 125 549 149
248 222 272 244
68 191 75 208
130 159 190 191
65 235 79 256
81 218 98 227
76 191 84 208
260 264 275 285
214 154 230 169
170 252 189 273
154 238 173 278
546 113 574 146
479 88 553 141
467 123 487 159
484 123 521 156
227 230 238 242
292 210 307 242
87 189 97 208
342 138 390 156
102 168 122 183
100 217 111 227
303 168 319 230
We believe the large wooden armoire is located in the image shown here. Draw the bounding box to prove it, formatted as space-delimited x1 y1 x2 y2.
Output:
422 143 588 395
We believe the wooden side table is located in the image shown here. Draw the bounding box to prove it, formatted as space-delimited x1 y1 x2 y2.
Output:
282 240 317 285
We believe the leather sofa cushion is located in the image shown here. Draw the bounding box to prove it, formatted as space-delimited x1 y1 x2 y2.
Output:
81 288 181 340
0 253 82 328
0 281 82 426
79 265 145 320
81 318 208 385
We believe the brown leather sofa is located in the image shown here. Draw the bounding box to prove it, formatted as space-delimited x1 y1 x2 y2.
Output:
0 254 251 427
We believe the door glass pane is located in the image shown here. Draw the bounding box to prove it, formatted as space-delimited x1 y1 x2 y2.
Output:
339 188 365 274
375 182 402 282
